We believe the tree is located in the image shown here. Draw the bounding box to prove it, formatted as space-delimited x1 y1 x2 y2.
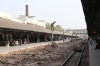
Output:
45 23 62 31
54 25 62 31
45 22 51 29
66 29 69 33
66 29 70 33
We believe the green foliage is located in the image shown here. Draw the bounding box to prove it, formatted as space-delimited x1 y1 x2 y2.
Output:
45 22 62 31
66 29 70 33
54 25 62 31
45 22 51 29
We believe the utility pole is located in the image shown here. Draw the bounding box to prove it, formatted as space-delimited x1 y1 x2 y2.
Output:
51 21 56 43
63 28 64 44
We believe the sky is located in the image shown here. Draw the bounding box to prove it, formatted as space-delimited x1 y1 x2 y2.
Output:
0 0 86 29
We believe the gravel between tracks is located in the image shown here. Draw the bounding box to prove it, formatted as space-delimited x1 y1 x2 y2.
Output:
0 40 85 66
80 41 89 66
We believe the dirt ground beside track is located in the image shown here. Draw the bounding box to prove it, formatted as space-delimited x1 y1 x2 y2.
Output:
0 40 85 66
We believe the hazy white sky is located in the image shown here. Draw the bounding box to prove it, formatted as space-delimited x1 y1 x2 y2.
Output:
0 0 86 29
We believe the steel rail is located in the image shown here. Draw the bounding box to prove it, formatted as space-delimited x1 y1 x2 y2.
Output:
61 44 86 66
76 45 86 66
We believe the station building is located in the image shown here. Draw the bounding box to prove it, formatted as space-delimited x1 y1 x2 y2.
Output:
70 29 88 39
0 10 75 46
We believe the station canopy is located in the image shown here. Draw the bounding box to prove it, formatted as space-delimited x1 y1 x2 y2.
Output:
0 19 71 36
81 0 100 36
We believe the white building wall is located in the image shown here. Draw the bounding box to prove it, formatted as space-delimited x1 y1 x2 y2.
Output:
19 15 46 28
0 11 12 20
19 15 28 24
11 18 23 23
0 11 24 23
0 11 46 28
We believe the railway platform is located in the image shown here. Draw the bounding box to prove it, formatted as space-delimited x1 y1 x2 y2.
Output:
0 41 62 54
89 41 100 66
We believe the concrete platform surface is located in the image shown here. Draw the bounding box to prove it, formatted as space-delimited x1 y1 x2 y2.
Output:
0 41 62 54
89 41 100 66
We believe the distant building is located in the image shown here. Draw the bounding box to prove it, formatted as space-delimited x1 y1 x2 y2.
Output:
70 29 88 38
0 11 23 23
37 20 46 23
0 10 12 20
11 18 22 23
0 10 46 28
19 15 45 28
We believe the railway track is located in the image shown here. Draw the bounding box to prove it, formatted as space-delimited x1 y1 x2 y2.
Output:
24 44 86 66
61 44 86 66
0 40 86 66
